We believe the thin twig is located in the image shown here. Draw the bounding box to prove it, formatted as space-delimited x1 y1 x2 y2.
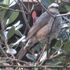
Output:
57 12 70 17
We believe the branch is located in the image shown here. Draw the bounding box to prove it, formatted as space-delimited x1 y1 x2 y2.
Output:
15 0 30 29
0 64 69 69
57 12 70 17
12 36 26 46
20 0 30 13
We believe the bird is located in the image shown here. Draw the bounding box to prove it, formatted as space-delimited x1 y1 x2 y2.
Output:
16 3 62 60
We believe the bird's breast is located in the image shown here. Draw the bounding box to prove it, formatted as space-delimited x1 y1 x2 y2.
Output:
36 21 53 41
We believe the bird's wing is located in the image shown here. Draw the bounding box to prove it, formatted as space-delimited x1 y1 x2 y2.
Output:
36 17 54 40
27 12 51 39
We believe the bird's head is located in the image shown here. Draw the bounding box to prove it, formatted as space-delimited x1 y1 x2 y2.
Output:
48 3 59 9
48 3 59 14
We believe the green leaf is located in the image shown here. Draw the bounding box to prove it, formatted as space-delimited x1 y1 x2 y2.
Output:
0 0 10 6
7 26 15 39
54 40 61 48
59 3 70 13
47 62 59 67
33 43 44 52
15 30 23 37
65 5 70 11
4 10 12 26
4 10 12 20
6 11 19 26
63 40 70 52
26 53 36 62
3 0 10 6
0 6 7 20
0 31 4 41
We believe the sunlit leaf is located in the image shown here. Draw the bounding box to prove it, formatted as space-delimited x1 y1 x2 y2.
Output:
6 11 19 26
3 0 10 6
0 0 10 6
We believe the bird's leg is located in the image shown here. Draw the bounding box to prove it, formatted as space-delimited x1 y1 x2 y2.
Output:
46 43 50 59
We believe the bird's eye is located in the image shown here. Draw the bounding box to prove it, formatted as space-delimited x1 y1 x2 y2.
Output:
53 6 59 9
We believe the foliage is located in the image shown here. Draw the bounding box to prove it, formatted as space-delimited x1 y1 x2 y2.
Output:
0 0 70 70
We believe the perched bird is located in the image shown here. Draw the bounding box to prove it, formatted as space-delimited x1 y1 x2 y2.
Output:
24 3 62 49
16 3 62 60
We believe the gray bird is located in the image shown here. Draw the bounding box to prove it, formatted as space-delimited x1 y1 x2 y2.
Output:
16 3 62 60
